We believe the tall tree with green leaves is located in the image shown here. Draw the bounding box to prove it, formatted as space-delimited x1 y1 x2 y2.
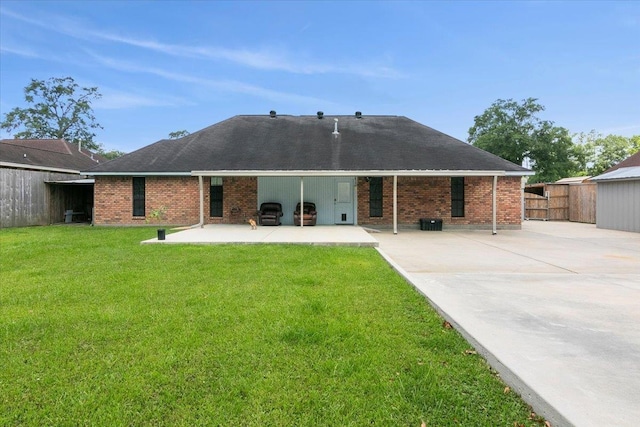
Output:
1 77 103 151
573 131 640 176
468 98 580 183
528 123 579 183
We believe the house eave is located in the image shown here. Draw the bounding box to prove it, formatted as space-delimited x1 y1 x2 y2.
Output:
191 169 532 177
1 161 81 174
506 170 535 177
85 171 192 177
86 169 533 178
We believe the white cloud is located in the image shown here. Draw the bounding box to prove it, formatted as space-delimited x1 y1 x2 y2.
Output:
95 90 191 110
0 44 43 59
1 6 404 79
90 33 405 78
88 53 335 107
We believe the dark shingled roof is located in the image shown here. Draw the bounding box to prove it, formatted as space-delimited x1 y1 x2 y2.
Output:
0 139 104 171
85 115 531 175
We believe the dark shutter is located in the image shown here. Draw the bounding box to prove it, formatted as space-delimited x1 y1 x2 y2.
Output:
369 177 383 217
132 177 145 217
210 178 223 217
451 177 465 217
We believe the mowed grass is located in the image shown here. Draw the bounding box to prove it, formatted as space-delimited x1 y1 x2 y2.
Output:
1 226 542 426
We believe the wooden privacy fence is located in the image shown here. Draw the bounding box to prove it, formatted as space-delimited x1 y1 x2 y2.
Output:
569 183 596 223
0 167 93 228
524 183 596 223
525 193 550 220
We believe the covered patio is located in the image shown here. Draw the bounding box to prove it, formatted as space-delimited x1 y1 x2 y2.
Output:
142 224 379 246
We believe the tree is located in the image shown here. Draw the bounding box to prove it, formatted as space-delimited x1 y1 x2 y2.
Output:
1 77 103 151
631 135 640 153
468 98 581 183
98 149 126 161
528 123 579 183
573 131 640 176
168 130 190 139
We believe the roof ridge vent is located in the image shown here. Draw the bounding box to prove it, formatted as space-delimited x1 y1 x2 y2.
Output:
355 111 362 119
317 111 324 119
269 110 276 118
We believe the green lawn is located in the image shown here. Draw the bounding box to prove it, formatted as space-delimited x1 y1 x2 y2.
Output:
1 226 545 426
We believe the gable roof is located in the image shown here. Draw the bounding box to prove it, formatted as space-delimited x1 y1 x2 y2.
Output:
0 139 104 173
85 114 532 177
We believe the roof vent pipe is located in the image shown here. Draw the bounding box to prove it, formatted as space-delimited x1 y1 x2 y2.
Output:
355 111 362 119
269 110 276 118
317 111 324 119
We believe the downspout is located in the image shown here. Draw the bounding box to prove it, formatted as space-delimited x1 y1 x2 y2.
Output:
521 176 526 222
492 175 498 235
393 175 398 235
192 175 204 228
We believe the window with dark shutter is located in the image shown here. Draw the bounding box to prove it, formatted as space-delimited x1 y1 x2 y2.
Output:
451 177 465 217
369 177 383 217
132 177 145 217
210 177 223 217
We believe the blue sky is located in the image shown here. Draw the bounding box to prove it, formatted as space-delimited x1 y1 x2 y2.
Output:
1 1 638 153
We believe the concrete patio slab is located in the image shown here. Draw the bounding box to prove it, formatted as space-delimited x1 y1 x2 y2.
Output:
141 224 379 246
376 221 640 427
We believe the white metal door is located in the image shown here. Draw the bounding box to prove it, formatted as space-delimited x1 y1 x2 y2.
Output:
334 179 354 224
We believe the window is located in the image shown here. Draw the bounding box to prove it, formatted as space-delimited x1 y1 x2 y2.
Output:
132 177 145 217
369 177 383 217
210 177 223 217
451 177 465 217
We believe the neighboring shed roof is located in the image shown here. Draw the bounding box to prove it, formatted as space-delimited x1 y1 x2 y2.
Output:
555 176 591 184
590 166 640 182
85 115 532 176
0 139 104 172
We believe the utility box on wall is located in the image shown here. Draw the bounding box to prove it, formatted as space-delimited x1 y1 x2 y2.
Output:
420 218 443 231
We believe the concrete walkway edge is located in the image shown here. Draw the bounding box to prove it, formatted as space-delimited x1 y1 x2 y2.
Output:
375 247 572 427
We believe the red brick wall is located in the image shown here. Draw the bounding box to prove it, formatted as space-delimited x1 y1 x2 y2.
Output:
94 176 257 225
357 176 522 228
207 177 257 225
94 175 521 227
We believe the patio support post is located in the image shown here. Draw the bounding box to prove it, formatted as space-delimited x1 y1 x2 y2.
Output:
300 177 304 228
393 175 398 235
492 175 497 235
199 175 204 228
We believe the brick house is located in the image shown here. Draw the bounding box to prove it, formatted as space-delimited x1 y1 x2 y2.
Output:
85 113 532 233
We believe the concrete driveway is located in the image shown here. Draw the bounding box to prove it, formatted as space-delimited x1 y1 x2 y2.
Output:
375 221 640 427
